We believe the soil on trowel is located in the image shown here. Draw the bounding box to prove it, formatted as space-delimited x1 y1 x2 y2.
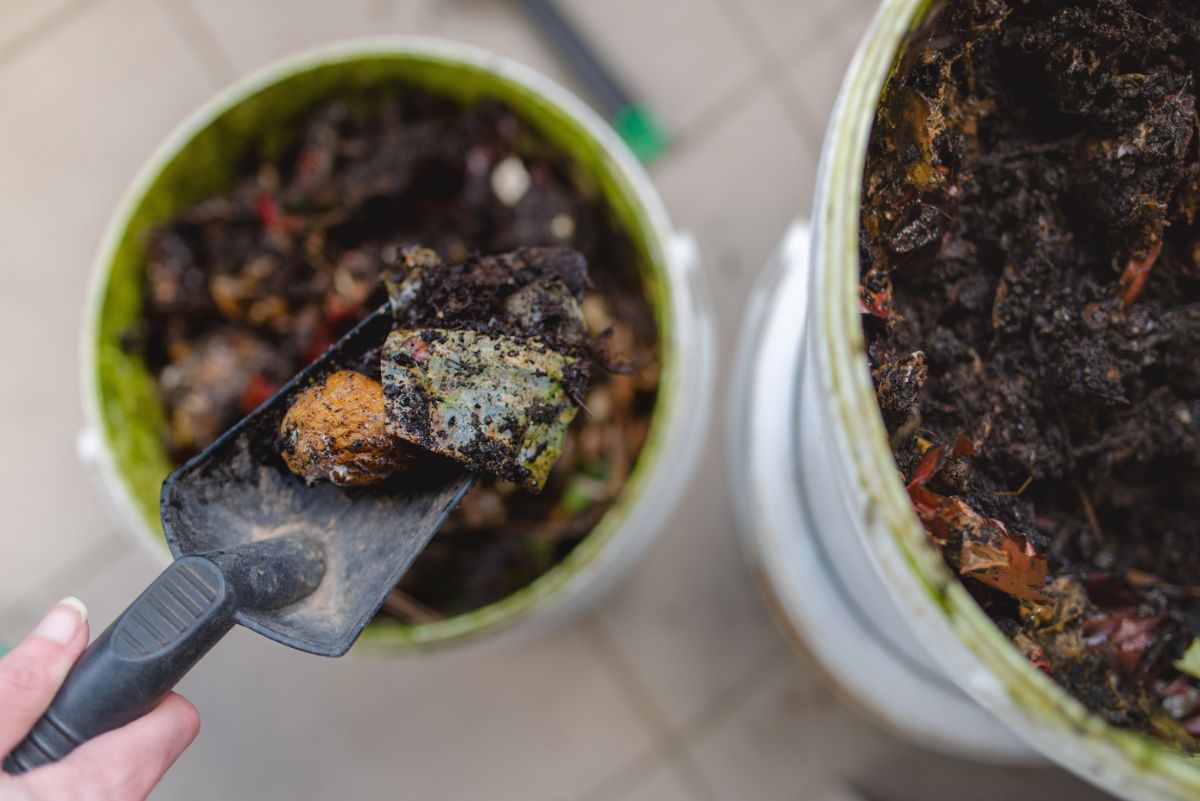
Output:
126 87 661 622
860 0 1200 748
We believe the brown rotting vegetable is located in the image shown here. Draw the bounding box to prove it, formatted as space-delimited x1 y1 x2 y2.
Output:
280 369 415 487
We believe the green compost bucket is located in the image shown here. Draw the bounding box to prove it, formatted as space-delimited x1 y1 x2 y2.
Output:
81 38 714 655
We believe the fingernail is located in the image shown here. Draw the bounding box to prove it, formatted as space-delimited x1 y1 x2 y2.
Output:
32 597 88 645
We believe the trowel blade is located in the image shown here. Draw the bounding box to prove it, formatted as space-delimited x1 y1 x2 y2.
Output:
160 304 473 657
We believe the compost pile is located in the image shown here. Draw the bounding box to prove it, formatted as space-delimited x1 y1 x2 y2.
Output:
128 88 660 620
860 0 1200 747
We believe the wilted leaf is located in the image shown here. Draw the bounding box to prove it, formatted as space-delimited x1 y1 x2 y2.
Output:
958 519 1050 603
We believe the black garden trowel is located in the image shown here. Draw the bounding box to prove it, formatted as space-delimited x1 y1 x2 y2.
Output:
3 304 473 774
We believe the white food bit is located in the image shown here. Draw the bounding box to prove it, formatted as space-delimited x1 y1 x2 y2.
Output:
550 213 575 240
491 156 531 206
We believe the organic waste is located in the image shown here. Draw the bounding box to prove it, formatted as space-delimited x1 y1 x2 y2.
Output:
861 0 1200 748
280 246 610 493
127 87 660 621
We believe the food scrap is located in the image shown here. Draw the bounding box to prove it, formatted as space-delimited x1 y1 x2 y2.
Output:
280 369 416 487
279 246 599 493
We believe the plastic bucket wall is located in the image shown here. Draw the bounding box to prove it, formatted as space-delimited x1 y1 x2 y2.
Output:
81 38 714 654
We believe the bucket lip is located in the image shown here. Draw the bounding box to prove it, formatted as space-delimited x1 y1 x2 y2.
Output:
811 0 1200 795
729 221 1039 764
81 35 714 651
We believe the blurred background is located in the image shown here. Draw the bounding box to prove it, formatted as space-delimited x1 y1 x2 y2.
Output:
0 0 1114 798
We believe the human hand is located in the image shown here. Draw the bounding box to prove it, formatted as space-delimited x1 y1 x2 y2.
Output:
0 599 199 800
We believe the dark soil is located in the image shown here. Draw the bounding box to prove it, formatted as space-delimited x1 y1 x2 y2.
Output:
383 245 601 400
386 246 591 349
860 0 1200 748
128 87 660 621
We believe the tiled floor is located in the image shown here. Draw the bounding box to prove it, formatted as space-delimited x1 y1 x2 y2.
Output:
0 1 1114 799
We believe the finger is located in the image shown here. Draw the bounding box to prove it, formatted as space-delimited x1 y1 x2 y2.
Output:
19 693 199 801
0 599 89 755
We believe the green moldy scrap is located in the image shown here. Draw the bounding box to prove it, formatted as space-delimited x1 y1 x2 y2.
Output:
382 328 582 492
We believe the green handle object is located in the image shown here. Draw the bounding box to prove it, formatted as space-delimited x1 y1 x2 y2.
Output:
518 0 671 164
613 104 670 164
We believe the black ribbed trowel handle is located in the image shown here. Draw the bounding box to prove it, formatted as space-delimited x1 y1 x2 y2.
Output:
2 557 235 774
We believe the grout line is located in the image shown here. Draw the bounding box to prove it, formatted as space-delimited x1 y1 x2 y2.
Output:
665 0 830 241
675 639 789 739
575 614 674 750
767 59 826 165
711 0 860 149
774 80 826 150
769 3 880 147
647 68 769 188
663 748 721 801
574 741 670 801
666 67 767 160
576 617 721 801
158 0 239 89
0 0 97 73
711 0 782 78
721 0 875 73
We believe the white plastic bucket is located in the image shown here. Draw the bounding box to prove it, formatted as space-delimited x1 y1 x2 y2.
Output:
732 2 1200 798
80 38 715 654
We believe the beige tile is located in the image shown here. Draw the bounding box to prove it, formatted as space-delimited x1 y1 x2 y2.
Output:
587 82 799 726
178 0 435 78
854 746 1115 801
778 0 878 143
686 650 1113 801
414 0 588 101
651 85 815 284
152 628 657 800
591 444 783 731
0 531 130 646
184 0 594 102
0 600 36 652
0 0 81 56
685 653 899 801
0 0 214 611
555 0 758 134
185 0 756 142
728 0 880 65
601 760 698 801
